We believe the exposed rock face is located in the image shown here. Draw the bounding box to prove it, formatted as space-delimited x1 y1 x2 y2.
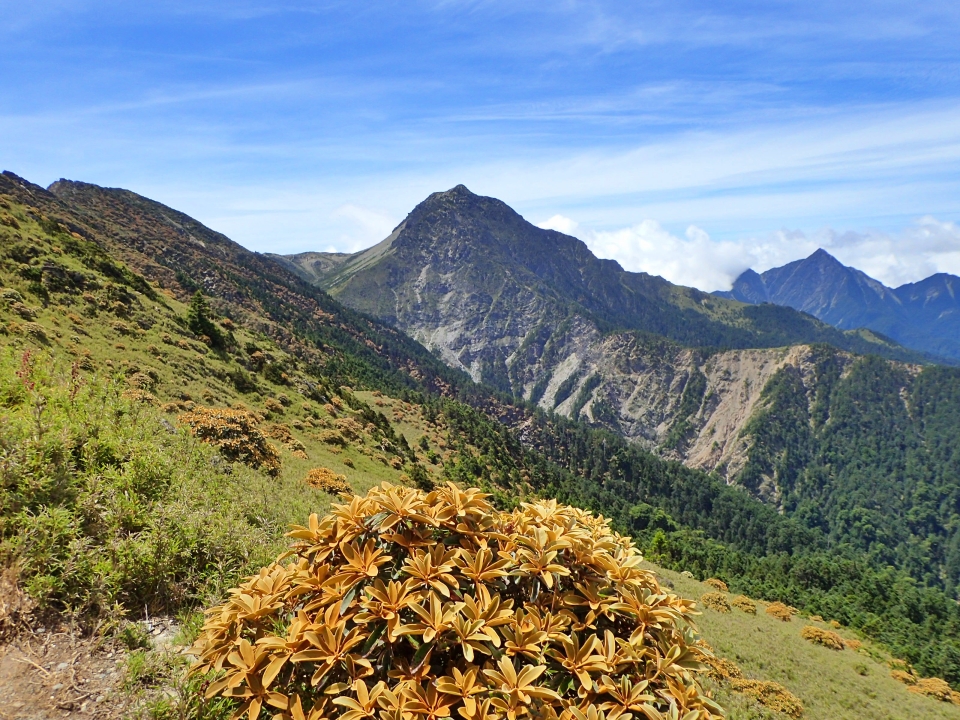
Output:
720 249 960 361
509 334 858 486
275 185 919 486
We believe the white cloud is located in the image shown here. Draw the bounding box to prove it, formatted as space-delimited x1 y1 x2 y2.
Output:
538 214 579 235
538 214 960 292
825 216 960 287
332 204 398 253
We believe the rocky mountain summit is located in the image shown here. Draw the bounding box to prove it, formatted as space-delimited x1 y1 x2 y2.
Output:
275 186 921 481
719 249 960 360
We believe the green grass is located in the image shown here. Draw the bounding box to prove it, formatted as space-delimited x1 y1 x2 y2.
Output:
0 202 452 622
0 198 427 621
650 564 960 720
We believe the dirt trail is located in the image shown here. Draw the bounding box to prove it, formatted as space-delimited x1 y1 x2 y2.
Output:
0 628 128 720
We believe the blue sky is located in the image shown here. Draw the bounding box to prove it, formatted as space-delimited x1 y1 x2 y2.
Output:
2 1 960 289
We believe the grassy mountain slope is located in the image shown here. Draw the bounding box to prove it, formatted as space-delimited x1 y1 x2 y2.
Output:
5 173 960 711
661 568 960 720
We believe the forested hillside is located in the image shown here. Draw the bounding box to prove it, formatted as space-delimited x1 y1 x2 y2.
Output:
3 170 960 697
738 352 960 592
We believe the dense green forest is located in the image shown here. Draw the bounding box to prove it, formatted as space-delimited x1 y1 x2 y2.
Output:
737 349 960 594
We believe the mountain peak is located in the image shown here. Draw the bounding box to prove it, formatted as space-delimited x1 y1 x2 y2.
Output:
726 247 960 360
807 248 843 266
725 267 769 304
422 184 479 205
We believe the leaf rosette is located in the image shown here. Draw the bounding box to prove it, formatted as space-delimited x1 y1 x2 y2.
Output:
190 483 722 720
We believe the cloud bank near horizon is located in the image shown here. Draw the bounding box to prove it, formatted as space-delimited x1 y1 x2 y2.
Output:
538 214 960 292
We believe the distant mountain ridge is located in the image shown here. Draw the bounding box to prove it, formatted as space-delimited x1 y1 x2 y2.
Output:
273 185 920 371
274 184 937 487
718 250 960 360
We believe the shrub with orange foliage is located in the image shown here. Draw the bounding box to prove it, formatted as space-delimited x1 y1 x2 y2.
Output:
190 484 723 720
265 397 285 414
121 389 157 406
266 423 307 455
890 671 960 704
335 417 364 440
304 467 351 494
696 647 802 718
800 625 844 650
179 406 281 475
700 592 731 612
699 652 744 681
731 679 804 718
318 429 347 446
765 602 793 622
704 578 728 593
731 595 757 614
908 677 955 702
891 669 916 685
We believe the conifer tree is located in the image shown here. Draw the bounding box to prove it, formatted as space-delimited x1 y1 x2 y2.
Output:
187 290 224 349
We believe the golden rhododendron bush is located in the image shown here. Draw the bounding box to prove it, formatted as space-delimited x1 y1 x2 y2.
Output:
190 483 722 720
179 406 282 475
305 467 351 495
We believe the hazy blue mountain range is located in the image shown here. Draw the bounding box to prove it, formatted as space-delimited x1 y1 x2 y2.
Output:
717 249 960 360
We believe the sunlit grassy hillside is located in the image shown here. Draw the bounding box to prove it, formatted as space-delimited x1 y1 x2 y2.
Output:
655 567 960 720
